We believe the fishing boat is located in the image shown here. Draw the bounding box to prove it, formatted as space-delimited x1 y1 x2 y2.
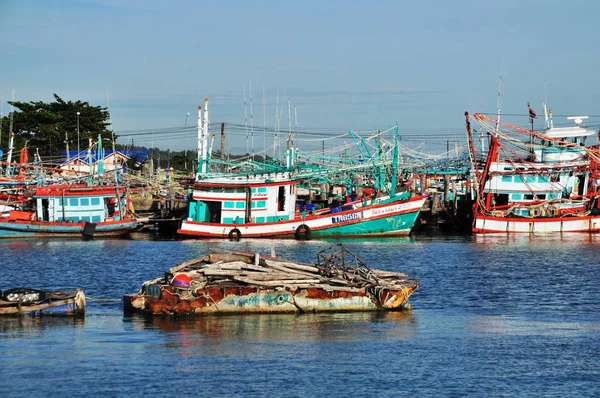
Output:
177 99 428 240
0 184 141 238
123 244 418 315
0 288 85 317
465 107 600 233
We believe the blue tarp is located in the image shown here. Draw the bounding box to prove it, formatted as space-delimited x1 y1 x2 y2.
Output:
60 149 149 163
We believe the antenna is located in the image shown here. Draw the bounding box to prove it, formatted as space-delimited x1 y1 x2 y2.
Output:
495 61 506 133
567 116 589 126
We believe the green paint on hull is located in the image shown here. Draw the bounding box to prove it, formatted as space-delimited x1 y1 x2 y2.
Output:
312 210 421 237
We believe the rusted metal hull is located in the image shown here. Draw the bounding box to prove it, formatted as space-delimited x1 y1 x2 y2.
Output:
123 283 417 316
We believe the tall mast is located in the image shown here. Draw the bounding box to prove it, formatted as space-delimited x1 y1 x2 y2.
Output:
274 90 280 159
250 82 254 161
197 98 210 175
196 104 202 173
0 94 3 148
495 61 506 134
8 89 15 165
243 84 248 154
263 86 266 158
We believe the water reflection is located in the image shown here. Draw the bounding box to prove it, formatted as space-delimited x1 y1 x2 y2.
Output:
468 314 600 337
125 311 416 355
472 232 600 246
0 316 85 338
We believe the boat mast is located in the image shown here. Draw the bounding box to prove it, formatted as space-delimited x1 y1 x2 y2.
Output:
243 84 249 155
197 98 209 175
494 61 506 134
250 82 254 161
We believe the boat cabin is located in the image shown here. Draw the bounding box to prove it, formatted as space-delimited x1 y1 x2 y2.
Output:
187 173 298 224
32 185 126 223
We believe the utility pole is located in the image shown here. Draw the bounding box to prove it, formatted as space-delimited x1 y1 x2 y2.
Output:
220 122 225 172
76 111 80 159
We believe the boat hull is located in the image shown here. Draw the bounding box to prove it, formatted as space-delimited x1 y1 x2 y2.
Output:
0 219 140 238
177 194 427 239
123 284 417 316
473 214 600 234
0 289 86 317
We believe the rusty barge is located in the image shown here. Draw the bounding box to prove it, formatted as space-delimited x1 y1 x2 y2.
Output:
123 244 418 315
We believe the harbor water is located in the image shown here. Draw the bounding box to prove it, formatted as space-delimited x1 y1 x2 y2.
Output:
1 234 599 397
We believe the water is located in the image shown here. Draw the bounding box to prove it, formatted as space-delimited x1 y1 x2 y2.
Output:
1 233 599 397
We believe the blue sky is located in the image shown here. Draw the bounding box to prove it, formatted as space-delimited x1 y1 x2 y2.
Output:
1 0 599 154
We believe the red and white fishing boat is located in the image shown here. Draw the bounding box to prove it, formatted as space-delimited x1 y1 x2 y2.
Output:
466 106 600 234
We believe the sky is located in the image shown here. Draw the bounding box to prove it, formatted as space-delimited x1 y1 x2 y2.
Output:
1 0 599 156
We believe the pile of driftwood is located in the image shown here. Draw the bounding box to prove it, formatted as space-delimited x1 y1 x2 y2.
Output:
159 244 414 293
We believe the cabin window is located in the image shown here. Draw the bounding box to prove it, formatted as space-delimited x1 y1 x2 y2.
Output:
257 200 266 208
255 217 265 223
57 198 63 206
493 194 509 206
536 194 546 200
92 216 101 222
80 198 90 206
258 187 267 193
524 194 534 200
538 176 549 183
91 198 100 206
223 202 235 209
251 188 256 193
526 176 536 183
503 167 514 171
502 176 512 182
235 202 245 209
511 193 522 200
69 198 78 206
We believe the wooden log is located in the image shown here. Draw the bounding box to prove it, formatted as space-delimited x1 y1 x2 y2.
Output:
264 259 320 273
207 253 253 264
240 264 273 273
202 269 245 277
169 255 210 273
262 261 318 277
238 272 314 281
214 261 251 271
233 276 319 287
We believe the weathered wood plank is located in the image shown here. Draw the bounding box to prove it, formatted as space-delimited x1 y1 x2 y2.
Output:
233 276 319 287
264 259 320 273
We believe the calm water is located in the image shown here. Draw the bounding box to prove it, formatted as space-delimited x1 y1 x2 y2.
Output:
1 233 599 397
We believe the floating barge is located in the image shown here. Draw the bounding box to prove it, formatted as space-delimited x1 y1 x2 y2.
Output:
0 288 86 317
124 244 418 315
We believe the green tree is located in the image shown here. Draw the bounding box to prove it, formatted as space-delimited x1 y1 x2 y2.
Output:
1 94 114 156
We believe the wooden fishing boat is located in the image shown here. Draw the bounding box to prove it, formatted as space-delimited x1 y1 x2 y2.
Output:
123 244 418 316
0 184 141 238
0 288 86 317
466 108 600 234
177 98 427 240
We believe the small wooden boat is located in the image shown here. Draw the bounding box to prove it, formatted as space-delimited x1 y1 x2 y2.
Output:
0 288 86 317
0 184 141 238
124 244 418 316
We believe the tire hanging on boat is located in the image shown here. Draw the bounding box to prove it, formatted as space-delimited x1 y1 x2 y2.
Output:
294 224 311 240
228 228 242 241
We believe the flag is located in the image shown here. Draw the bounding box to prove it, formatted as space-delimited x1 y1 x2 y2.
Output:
528 105 537 119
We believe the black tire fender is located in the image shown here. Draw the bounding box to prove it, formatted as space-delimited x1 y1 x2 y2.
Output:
294 224 311 240
228 228 242 241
